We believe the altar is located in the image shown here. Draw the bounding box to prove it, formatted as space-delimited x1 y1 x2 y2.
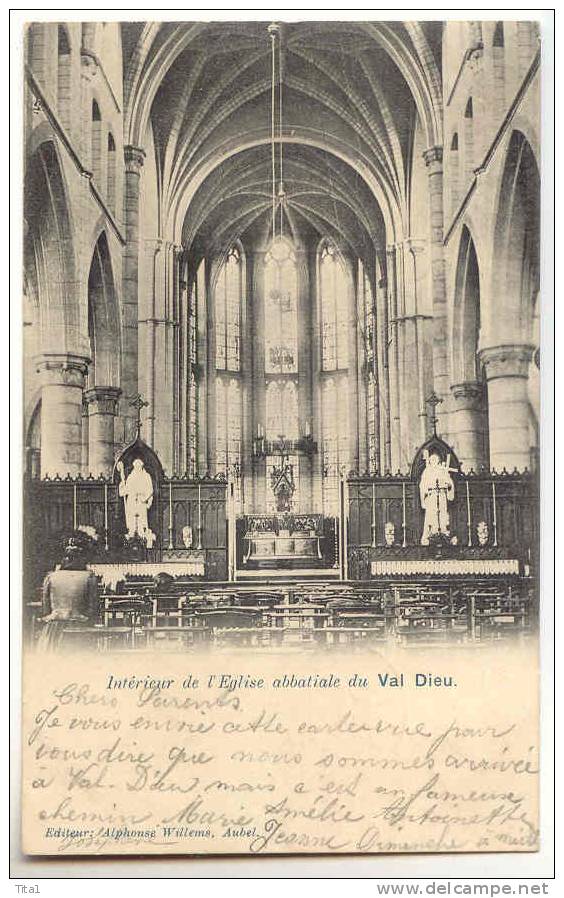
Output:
240 514 328 570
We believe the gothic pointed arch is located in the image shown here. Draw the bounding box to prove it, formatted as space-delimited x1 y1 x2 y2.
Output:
87 231 121 389
489 130 540 347
23 140 80 357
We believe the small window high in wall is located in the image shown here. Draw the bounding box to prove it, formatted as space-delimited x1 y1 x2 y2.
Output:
493 22 505 48
463 98 474 181
91 100 102 184
451 133 459 151
107 132 116 215
57 26 71 132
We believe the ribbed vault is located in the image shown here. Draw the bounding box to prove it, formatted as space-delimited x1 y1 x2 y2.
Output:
121 20 442 255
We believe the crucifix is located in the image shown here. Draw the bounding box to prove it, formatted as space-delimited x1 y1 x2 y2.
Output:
129 393 149 439
426 390 443 438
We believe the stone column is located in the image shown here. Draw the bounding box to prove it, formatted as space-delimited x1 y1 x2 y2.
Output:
122 145 145 441
450 381 487 471
39 354 89 477
347 256 360 473
375 255 391 472
84 386 121 476
423 146 449 405
480 345 534 471
386 245 401 471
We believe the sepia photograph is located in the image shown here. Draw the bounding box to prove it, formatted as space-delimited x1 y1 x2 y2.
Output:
14 12 552 870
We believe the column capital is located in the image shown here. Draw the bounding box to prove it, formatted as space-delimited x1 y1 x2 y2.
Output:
479 344 534 380
124 145 146 172
84 386 122 416
38 354 89 388
450 380 484 407
423 145 443 169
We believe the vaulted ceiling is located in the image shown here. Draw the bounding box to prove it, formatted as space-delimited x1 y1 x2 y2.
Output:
121 21 443 259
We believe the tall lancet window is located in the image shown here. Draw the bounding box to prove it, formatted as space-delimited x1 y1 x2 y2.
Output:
215 246 242 371
361 261 378 472
264 238 298 376
319 241 350 514
320 242 349 371
215 246 244 487
264 238 300 510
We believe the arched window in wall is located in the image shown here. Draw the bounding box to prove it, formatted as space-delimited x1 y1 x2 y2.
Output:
26 401 41 479
493 21 504 47
107 133 116 215
263 238 300 510
320 242 349 371
186 268 200 478
360 261 378 473
463 98 474 182
321 377 349 515
91 100 102 185
450 132 460 215
265 380 300 512
492 23 506 119
215 246 242 371
57 26 71 133
265 380 298 441
318 241 350 513
264 238 298 375
214 246 244 485
215 378 242 478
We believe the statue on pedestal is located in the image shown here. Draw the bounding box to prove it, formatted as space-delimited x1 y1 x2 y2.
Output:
419 451 455 546
117 458 155 548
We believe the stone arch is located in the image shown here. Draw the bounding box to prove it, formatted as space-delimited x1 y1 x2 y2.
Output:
489 129 540 347
449 225 488 471
23 139 80 356
86 231 121 389
478 130 540 472
452 225 481 385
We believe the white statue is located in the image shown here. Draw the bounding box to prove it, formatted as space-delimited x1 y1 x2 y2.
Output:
384 521 395 547
117 458 155 546
419 452 455 546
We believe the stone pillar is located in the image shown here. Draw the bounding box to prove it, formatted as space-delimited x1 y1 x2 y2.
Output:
122 145 145 441
347 257 360 473
423 146 449 405
386 245 401 471
39 354 89 477
84 386 121 476
450 381 487 471
375 255 391 472
480 345 534 471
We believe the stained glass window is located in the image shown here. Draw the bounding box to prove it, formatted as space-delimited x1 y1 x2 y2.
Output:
216 378 241 476
264 239 298 375
321 375 349 515
362 262 378 473
215 247 244 483
215 246 242 371
320 242 349 371
265 380 298 440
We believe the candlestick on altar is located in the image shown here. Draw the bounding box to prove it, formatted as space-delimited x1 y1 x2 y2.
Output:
197 484 203 549
402 482 407 547
492 481 498 546
168 481 174 549
104 483 109 551
466 480 472 547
